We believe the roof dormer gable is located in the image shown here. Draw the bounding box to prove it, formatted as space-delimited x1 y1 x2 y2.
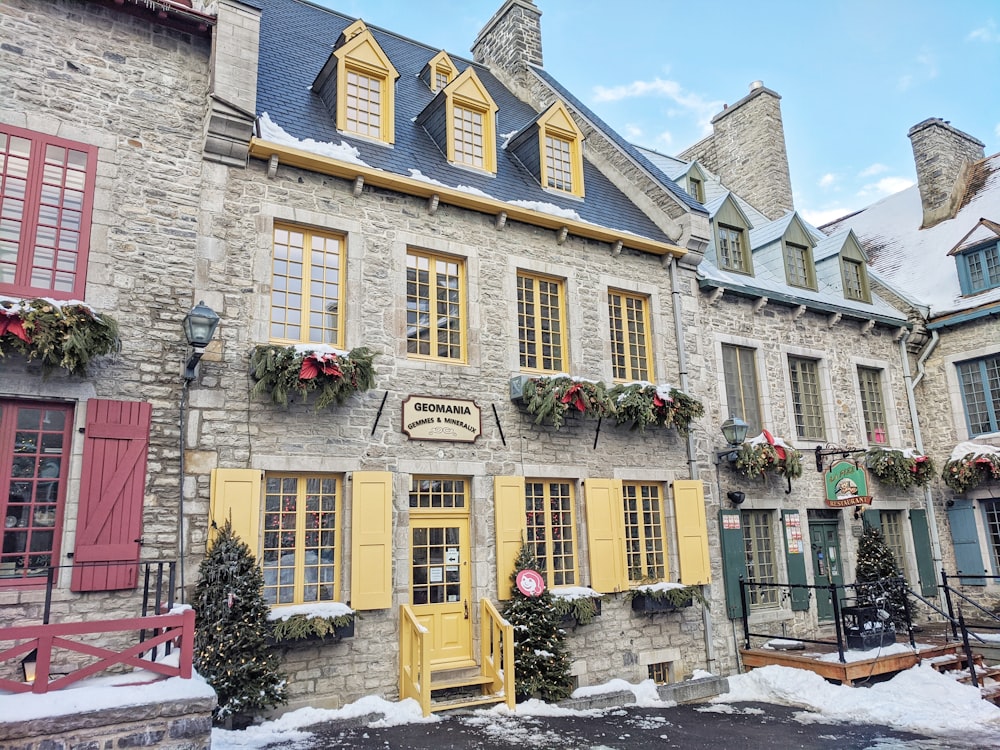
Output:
312 19 399 144
819 231 871 303
777 212 818 290
948 218 1000 295
415 66 498 173
682 162 708 203
421 50 457 93
711 193 754 275
507 100 586 198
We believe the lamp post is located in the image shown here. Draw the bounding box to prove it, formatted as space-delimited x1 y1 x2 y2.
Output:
716 415 749 462
182 301 220 381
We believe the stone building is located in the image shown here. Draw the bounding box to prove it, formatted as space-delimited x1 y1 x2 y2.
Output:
828 118 1000 601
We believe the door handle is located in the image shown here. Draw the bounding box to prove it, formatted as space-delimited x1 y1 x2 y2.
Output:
463 599 469 619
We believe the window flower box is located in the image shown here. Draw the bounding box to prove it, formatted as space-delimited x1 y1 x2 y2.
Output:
865 447 934 489
266 603 356 646
0 297 120 376
515 374 615 430
735 431 803 480
942 442 1000 494
250 344 375 410
550 587 603 627
609 382 704 435
626 583 705 614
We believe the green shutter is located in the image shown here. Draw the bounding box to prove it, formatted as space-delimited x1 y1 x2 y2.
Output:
719 509 748 619
863 509 882 534
908 509 938 597
781 510 809 611
946 499 987 585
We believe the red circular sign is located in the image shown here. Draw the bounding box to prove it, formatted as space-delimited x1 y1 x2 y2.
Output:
516 569 545 597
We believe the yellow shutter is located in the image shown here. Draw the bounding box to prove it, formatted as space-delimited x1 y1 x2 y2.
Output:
494 476 526 599
350 471 394 610
209 468 262 551
583 479 627 593
673 479 711 585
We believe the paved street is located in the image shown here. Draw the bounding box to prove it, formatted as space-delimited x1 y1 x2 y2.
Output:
272 701 993 750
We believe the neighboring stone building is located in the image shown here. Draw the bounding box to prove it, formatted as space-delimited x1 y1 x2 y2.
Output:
827 118 1000 601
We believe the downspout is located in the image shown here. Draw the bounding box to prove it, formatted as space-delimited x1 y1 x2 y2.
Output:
178 379 190 605
669 256 717 671
899 331 945 611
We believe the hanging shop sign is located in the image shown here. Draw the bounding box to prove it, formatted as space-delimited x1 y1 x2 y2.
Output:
401 395 482 442
516 569 546 597
823 459 873 508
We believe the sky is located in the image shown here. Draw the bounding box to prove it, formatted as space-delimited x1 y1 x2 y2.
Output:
306 0 1000 227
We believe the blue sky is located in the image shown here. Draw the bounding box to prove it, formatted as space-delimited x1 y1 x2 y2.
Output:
314 0 999 226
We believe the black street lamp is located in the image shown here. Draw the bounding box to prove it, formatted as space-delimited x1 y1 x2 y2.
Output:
182 301 220 381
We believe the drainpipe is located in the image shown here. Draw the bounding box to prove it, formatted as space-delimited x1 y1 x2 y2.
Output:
669 256 717 671
899 330 945 611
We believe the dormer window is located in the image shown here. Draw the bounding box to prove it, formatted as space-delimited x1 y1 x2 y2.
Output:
718 225 750 273
842 258 870 302
959 243 1000 294
687 176 704 203
507 101 585 197
416 67 498 173
422 51 456 93
312 20 399 145
545 133 573 191
779 214 818 289
453 103 486 169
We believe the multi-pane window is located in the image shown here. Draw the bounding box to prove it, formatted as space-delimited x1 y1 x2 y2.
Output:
880 511 905 576
984 500 1000 576
0 401 72 584
623 482 667 582
406 250 465 361
718 225 749 273
741 510 778 608
262 475 340 605
788 356 825 441
858 367 888 444
270 224 344 346
842 259 868 302
435 69 450 92
961 244 1000 294
0 126 96 299
345 68 382 139
518 272 565 372
957 355 1000 436
409 477 466 509
544 134 573 192
608 290 651 381
525 480 576 587
687 176 704 203
722 344 762 435
453 105 485 169
785 243 814 288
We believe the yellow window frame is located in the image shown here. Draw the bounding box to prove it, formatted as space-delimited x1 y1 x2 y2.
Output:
426 50 455 92
270 223 346 347
406 248 467 363
608 289 653 382
261 473 342 606
408 476 470 513
538 101 584 198
525 479 577 588
622 482 669 583
333 21 398 144
444 68 498 173
517 270 567 373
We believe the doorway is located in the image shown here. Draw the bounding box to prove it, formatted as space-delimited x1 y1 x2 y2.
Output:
808 518 844 621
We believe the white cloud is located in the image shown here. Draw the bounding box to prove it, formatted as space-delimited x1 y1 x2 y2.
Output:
858 163 889 178
967 19 1000 42
655 130 673 147
801 207 854 227
858 176 915 199
897 50 938 91
622 124 644 140
897 74 913 92
818 173 836 188
591 77 723 135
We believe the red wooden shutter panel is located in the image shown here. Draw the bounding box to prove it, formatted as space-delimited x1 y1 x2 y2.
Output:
71 399 152 592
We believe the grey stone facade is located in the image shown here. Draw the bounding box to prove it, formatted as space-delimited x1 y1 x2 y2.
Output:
907 118 986 229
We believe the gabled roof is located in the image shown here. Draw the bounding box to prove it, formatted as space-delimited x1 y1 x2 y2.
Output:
947 218 1000 256
824 152 1000 317
251 0 681 251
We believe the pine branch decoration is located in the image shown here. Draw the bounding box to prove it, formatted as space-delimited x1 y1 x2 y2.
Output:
610 383 704 434
866 448 934 489
522 376 615 430
250 344 375 409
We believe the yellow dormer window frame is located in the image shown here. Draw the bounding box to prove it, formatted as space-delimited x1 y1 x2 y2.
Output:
443 67 498 174
333 20 399 144
538 101 584 198
426 50 456 92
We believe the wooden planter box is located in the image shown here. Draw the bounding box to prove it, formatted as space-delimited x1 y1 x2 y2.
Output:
269 619 355 647
630 594 693 614
558 598 601 627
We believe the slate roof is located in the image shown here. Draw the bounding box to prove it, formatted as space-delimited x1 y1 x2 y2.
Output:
824 152 1000 318
252 0 677 243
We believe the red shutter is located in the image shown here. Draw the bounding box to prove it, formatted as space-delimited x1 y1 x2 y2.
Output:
71 399 152 592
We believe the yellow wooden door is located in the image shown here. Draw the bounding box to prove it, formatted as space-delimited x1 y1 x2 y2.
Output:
410 514 473 666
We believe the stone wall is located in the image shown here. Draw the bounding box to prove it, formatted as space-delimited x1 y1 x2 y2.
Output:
907 118 985 229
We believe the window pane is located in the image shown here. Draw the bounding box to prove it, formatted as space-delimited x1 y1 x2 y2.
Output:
270 225 343 345
788 357 825 440
406 250 465 361
525 480 576 588
741 510 777 607
958 356 1000 436
858 367 888 444
518 273 564 372
544 135 573 192
721 344 761 435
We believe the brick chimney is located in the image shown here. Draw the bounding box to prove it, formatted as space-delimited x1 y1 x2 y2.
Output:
907 118 985 228
678 81 793 221
471 0 542 92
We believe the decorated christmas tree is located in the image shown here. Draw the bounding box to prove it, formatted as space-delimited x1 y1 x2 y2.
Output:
501 542 573 702
854 522 907 628
192 519 286 724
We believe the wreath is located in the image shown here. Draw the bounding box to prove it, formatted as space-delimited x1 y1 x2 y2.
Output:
735 431 803 480
610 383 704 434
521 376 615 430
865 447 935 489
249 344 375 409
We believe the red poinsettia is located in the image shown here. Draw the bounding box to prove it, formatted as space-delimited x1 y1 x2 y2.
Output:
0 311 30 343
560 383 588 412
299 352 344 381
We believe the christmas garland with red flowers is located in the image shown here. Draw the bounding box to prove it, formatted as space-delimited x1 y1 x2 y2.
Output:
865 447 935 489
734 431 804 480
522 376 615 430
610 383 704 435
249 344 375 409
0 298 120 376
942 443 1000 494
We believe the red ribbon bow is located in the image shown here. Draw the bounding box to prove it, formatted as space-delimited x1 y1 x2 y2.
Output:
761 428 786 460
0 313 30 343
560 383 588 412
299 353 344 381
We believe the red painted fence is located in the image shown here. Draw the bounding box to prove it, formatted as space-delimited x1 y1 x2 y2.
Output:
0 609 194 694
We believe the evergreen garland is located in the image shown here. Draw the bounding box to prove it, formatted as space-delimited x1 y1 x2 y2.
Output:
942 450 1000 494
549 592 602 625
522 376 614 430
0 298 120 376
624 582 706 608
269 612 354 641
610 383 705 434
192 520 287 723
854 524 907 629
866 448 935 489
735 441 804 480
249 344 375 409
500 543 574 702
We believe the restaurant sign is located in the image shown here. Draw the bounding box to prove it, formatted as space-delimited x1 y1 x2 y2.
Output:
401 395 482 442
823 460 872 508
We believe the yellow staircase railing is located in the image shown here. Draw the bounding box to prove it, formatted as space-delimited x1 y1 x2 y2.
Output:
481 598 515 711
399 604 431 717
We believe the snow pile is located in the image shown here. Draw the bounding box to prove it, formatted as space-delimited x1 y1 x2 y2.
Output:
266 601 353 622
549 586 602 601
949 441 1000 461
508 200 582 221
571 678 673 708
257 112 369 167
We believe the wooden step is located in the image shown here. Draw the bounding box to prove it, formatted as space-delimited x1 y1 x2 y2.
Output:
429 692 507 712
429 673 494 692
981 683 1000 707
929 653 983 673
958 666 1000 685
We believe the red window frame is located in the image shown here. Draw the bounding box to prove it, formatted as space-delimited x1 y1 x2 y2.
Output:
0 124 97 300
1 399 74 588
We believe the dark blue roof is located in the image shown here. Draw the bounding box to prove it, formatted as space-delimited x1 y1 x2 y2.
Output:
254 0 675 243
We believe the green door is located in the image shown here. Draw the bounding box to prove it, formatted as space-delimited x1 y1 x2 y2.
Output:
809 521 844 621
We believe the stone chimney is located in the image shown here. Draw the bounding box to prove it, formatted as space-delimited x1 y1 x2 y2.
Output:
678 81 793 221
471 0 542 93
907 118 985 228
